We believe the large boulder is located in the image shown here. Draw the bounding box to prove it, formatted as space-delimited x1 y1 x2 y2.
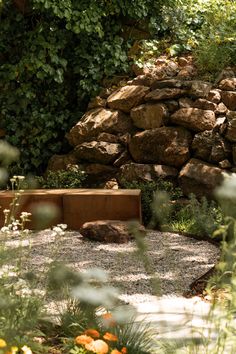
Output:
80 220 146 243
151 79 184 90
107 85 150 112
47 153 78 172
221 91 236 110
118 162 178 184
194 98 217 111
129 126 192 167
192 130 231 163
66 108 133 146
179 158 226 197
219 78 236 91
188 80 212 98
225 111 236 142
130 103 167 129
75 141 123 164
145 88 186 101
170 108 215 132
207 89 221 103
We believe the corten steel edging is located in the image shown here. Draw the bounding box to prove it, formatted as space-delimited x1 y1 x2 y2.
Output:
63 189 142 229
0 189 142 230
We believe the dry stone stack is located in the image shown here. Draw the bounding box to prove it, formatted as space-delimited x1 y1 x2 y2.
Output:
48 61 236 197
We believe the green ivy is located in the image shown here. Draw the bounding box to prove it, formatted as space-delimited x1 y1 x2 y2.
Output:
0 0 172 174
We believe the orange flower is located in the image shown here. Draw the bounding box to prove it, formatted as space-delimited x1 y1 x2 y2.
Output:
84 329 100 339
103 332 118 342
111 350 122 354
102 313 116 327
85 339 109 354
75 334 94 345
121 347 127 354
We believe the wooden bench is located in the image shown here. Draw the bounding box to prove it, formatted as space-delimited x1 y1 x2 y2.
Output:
0 189 142 230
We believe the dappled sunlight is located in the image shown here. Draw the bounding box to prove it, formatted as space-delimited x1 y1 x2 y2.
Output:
3 228 219 302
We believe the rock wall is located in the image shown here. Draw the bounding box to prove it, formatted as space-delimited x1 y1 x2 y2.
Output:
48 62 236 197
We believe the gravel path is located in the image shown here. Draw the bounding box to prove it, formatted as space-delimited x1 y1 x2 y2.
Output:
6 229 220 306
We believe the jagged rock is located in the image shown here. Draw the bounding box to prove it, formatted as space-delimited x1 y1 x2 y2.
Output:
130 103 167 129
118 162 178 184
119 163 153 183
177 65 195 78
129 127 192 167
194 98 217 111
215 102 228 115
219 160 232 169
66 108 133 146
80 220 146 243
225 111 236 142
107 85 150 112
75 141 123 164
207 89 221 103
219 78 236 91
179 158 226 197
188 80 212 98
170 108 215 132
47 153 78 172
127 74 154 87
82 163 117 176
87 96 106 110
191 131 211 162
145 88 186 101
221 91 236 110
192 130 231 164
179 97 194 108
103 179 119 189
151 79 184 90
97 133 119 143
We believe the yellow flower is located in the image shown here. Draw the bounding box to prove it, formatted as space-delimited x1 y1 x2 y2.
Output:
0 339 7 348
21 345 32 354
85 339 109 354
103 332 118 342
84 329 100 339
6 347 18 354
75 334 93 345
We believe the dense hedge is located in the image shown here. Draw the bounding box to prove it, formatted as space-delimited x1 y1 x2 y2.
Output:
0 0 173 174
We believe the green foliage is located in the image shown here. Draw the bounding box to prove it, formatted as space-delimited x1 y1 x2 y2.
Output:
0 0 172 174
170 194 223 237
195 0 236 76
37 168 87 189
123 179 182 226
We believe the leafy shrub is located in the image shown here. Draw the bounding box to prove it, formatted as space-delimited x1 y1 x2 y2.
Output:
36 168 87 189
0 0 174 174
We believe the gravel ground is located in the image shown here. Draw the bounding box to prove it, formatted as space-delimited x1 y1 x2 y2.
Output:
5 229 220 306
